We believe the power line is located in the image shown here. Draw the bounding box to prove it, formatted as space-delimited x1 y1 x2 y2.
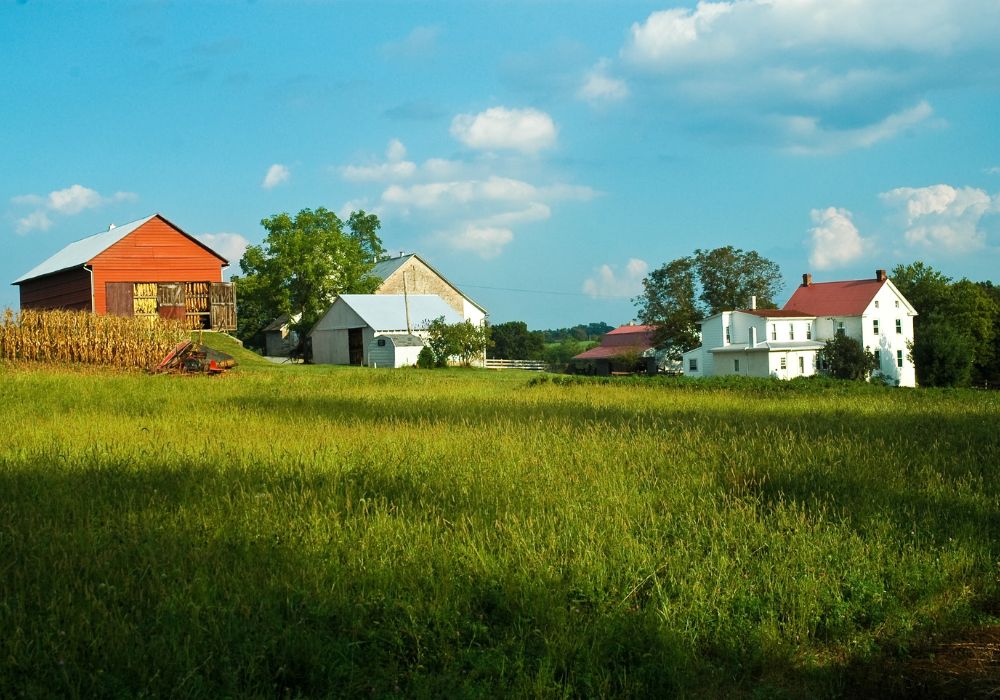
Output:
452 281 635 301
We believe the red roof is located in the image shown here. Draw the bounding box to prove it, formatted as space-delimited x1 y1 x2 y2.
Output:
740 308 812 318
572 325 656 360
784 279 886 316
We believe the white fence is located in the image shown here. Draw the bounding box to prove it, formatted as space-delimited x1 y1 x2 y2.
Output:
485 358 549 371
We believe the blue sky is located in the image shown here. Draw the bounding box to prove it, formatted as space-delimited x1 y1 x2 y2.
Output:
3 0 999 328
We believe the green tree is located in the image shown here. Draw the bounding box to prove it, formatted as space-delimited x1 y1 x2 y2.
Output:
489 321 544 359
818 334 879 381
908 313 974 387
233 208 385 341
636 247 782 361
426 317 491 367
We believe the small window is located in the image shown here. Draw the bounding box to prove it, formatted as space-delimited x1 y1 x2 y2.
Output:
798 356 805 372
873 319 879 335
897 350 903 368
836 321 845 336
789 323 795 340
726 326 731 343
734 359 740 372
895 300 900 308
771 325 777 341
806 323 812 340
377 338 386 347
689 358 698 371
780 357 787 370
874 300 879 308
895 319 902 334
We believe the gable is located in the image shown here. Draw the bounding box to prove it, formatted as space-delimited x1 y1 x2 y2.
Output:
374 254 486 315
90 215 228 269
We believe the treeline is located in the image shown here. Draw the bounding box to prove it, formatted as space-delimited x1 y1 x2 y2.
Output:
892 262 1000 387
488 321 612 364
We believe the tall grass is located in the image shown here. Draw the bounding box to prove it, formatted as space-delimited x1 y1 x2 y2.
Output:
0 364 996 697
0 308 186 368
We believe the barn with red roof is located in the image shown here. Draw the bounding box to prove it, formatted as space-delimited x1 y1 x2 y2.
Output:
570 324 662 375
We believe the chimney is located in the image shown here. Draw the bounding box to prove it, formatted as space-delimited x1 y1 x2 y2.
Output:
876 269 887 281
802 273 812 287
750 295 757 310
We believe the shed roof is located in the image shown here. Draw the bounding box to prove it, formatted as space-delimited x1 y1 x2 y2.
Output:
572 324 657 360
784 279 886 317
374 333 426 347
13 213 228 284
330 294 462 332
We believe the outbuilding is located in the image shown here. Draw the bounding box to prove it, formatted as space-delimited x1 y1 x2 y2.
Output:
310 294 460 365
12 213 235 329
367 333 425 368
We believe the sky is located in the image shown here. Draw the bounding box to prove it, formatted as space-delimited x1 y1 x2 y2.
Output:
2 0 1000 329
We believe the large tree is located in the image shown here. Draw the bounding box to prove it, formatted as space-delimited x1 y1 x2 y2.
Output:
489 321 544 360
234 208 386 340
636 247 782 360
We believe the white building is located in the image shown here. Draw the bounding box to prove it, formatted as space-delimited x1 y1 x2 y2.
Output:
682 270 918 386
310 294 460 366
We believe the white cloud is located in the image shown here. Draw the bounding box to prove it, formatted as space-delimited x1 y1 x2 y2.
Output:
583 258 649 298
782 101 933 156
15 210 53 235
262 164 290 189
380 25 441 59
445 225 514 259
450 107 558 154
10 184 137 234
880 184 998 253
578 59 630 105
807 207 872 270
986 166 1000 175
197 232 250 263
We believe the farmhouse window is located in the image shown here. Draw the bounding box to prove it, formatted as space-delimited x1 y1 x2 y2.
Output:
789 324 795 340
771 325 777 340
873 319 879 335
874 300 879 308
798 356 804 372
895 300 900 308
836 321 845 336
806 323 812 339
689 358 698 371
726 326 731 343
895 319 902 334
897 350 904 368
780 357 786 370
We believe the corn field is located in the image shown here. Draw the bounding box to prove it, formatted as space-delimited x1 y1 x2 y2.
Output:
0 308 186 368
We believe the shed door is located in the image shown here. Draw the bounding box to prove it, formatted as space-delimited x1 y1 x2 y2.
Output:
106 283 133 316
209 282 236 331
157 283 185 321
348 328 364 365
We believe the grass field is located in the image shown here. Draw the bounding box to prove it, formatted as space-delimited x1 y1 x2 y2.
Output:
1 340 998 697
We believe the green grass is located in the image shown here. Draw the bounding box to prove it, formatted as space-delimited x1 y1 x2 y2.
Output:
0 357 997 698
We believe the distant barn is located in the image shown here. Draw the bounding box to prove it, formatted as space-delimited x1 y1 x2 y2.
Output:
12 213 235 330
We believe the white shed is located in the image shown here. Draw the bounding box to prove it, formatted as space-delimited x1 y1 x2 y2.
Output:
310 294 461 366
368 334 425 368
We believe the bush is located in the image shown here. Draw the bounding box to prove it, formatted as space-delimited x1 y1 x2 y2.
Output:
416 346 436 369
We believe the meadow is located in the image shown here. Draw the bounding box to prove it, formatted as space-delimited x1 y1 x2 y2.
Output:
1 339 997 698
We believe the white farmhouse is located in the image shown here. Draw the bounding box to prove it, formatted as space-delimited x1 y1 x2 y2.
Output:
682 269 918 386
310 294 461 366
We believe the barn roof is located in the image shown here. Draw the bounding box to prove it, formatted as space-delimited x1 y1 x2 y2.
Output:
370 253 487 314
784 279 887 317
13 213 228 285
333 294 462 331
572 324 657 360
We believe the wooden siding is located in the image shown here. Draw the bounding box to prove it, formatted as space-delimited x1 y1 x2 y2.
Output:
89 216 224 315
18 267 92 311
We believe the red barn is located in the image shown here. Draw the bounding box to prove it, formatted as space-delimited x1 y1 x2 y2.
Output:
12 213 235 329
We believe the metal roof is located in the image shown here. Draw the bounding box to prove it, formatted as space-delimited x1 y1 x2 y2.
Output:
336 294 462 331
374 333 426 347
13 215 156 284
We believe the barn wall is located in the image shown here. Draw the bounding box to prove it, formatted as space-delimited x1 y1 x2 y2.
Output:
377 258 469 318
312 329 351 364
18 268 92 311
89 217 224 315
